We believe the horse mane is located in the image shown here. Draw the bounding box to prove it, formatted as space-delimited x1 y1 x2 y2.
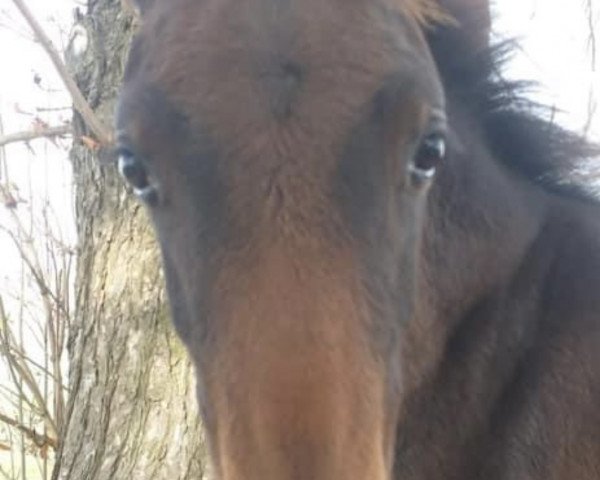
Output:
429 29 600 201
400 0 452 27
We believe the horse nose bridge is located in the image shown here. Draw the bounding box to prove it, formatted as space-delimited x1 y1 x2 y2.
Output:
205 247 392 480
214 347 389 480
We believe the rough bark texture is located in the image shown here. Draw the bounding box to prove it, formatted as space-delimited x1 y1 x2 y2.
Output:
52 1 208 479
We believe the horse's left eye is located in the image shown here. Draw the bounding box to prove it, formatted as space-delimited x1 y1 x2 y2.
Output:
410 134 446 184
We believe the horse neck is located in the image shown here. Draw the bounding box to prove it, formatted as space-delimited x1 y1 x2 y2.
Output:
408 108 552 390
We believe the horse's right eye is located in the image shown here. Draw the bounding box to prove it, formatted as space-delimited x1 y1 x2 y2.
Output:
117 151 159 205
118 151 149 190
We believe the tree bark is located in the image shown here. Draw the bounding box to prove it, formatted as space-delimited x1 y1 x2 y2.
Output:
52 1 208 479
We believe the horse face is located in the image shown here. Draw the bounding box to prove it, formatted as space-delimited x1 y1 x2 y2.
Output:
116 1 448 478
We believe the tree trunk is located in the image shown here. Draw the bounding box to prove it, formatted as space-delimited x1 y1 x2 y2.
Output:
52 1 208 478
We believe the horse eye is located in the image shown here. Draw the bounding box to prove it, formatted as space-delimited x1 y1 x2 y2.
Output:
118 151 149 189
410 134 447 184
117 151 159 205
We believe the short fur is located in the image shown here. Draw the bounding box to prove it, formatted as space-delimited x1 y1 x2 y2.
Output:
115 1 600 479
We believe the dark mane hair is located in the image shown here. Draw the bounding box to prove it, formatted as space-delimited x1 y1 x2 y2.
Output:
428 26 600 200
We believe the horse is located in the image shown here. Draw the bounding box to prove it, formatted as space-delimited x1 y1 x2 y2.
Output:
114 0 600 478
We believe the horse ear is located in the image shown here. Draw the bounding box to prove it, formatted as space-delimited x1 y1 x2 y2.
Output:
436 0 491 50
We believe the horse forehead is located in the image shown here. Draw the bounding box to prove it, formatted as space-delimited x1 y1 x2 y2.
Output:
137 0 434 117
119 0 442 171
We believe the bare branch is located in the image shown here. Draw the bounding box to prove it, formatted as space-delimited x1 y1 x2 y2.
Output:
35 106 72 113
10 0 113 146
0 297 58 438
0 125 72 148
7 344 69 391
584 0 597 70
0 411 58 450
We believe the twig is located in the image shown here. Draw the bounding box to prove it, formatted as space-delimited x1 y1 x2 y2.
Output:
0 125 72 148
10 0 113 146
584 0 597 71
0 297 58 438
0 411 58 450
35 106 72 113
582 0 598 137
6 345 69 391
